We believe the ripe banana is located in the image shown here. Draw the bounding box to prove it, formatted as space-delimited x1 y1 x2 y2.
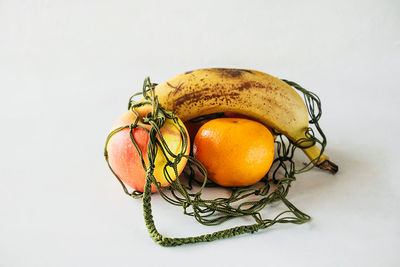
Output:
151 68 337 173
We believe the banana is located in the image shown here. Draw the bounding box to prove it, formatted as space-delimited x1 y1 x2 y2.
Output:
151 68 338 173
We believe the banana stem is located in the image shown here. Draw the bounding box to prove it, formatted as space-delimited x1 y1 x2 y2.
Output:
302 145 338 174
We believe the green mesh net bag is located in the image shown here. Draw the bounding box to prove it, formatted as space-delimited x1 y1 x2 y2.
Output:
104 77 337 247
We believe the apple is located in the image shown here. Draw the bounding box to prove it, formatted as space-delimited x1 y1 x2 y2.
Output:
184 120 208 147
223 112 253 120
106 105 190 193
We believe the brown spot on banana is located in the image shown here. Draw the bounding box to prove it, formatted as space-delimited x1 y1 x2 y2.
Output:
213 68 253 78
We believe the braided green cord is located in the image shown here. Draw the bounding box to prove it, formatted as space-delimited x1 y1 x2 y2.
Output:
104 77 328 246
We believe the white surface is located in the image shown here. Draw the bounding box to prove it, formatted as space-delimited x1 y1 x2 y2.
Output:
1 0 400 266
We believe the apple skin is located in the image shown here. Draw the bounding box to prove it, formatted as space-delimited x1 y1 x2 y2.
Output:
223 112 253 120
106 105 190 193
184 121 207 147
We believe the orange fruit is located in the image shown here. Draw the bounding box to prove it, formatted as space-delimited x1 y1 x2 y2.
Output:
193 118 275 187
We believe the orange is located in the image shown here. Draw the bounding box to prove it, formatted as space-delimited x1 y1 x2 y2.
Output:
193 118 275 187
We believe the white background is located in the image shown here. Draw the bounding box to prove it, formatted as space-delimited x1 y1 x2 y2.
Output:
1 0 400 266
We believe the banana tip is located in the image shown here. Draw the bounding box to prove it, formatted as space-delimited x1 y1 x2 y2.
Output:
317 160 339 174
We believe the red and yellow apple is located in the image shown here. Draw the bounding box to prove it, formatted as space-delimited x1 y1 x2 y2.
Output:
106 105 190 192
